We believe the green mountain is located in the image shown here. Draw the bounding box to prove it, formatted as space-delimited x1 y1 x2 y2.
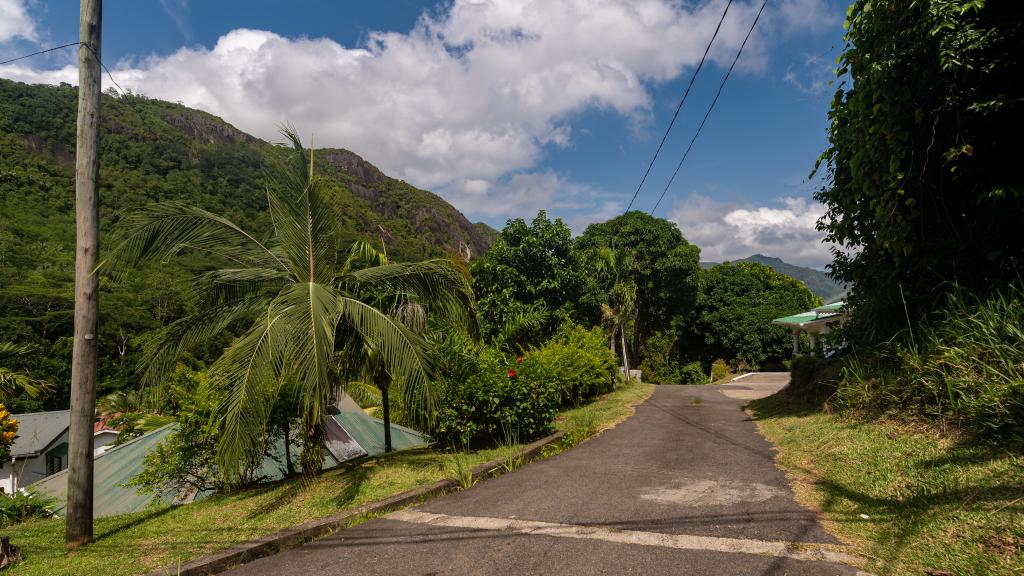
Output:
0 78 494 410
700 254 847 303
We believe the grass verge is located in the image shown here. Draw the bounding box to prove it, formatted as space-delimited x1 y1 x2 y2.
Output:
1 380 654 576
749 394 1024 576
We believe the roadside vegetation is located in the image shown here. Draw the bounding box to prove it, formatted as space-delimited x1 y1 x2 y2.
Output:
754 2 1024 574
751 394 1023 576
0 380 652 576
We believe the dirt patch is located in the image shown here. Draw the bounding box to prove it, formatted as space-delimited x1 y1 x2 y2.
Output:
640 479 787 506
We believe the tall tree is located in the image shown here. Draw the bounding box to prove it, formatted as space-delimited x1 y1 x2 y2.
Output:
67 0 103 547
816 0 1024 342
110 128 474 477
683 262 820 368
472 211 600 348
577 212 701 364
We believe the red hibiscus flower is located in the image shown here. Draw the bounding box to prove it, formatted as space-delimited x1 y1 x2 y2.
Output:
507 368 517 378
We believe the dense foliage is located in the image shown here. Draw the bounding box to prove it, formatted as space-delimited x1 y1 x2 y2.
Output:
0 404 16 461
816 0 1023 341
472 211 600 349
683 262 821 369
0 490 56 528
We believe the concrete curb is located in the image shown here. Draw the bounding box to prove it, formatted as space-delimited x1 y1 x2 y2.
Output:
148 430 565 576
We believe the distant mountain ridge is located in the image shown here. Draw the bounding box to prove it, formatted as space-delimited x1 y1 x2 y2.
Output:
701 254 847 303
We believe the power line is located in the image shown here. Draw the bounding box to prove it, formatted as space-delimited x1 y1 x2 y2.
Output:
0 41 127 96
0 41 81 66
621 0 734 214
649 0 769 215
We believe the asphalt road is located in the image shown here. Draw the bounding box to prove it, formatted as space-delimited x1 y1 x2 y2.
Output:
225 373 862 575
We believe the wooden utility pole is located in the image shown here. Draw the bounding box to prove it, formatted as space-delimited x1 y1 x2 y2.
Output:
66 0 102 548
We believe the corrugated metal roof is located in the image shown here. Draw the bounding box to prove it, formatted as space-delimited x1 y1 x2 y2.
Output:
332 409 429 457
813 301 845 313
31 425 178 517
30 407 430 518
9 410 69 457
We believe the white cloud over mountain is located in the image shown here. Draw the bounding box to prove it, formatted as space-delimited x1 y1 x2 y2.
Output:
669 194 831 268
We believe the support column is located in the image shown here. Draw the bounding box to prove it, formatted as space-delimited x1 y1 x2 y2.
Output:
791 330 800 356
808 332 819 357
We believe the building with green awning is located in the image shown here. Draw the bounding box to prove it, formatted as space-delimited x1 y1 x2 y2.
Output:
772 301 846 356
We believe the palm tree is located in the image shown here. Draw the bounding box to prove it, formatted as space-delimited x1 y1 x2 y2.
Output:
594 248 637 383
0 342 54 403
110 128 474 478
335 240 469 452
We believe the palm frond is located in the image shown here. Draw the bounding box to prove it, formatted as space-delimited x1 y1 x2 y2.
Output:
339 379 382 409
264 128 339 283
0 343 53 402
106 202 285 276
345 259 477 335
213 306 289 479
270 282 345 424
338 297 437 428
189 267 291 308
137 294 271 388
342 239 389 274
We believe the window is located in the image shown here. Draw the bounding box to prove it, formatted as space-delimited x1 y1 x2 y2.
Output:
45 453 64 476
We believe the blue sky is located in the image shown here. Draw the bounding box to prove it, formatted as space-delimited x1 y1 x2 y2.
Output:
0 0 847 267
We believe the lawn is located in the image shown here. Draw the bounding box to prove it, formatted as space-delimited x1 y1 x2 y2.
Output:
749 394 1024 576
1 380 654 576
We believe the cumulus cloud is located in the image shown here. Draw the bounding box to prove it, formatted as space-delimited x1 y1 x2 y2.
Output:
0 0 833 220
669 194 831 268
0 0 38 44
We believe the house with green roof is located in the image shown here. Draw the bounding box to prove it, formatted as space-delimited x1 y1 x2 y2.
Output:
30 403 429 517
0 410 119 495
772 301 846 356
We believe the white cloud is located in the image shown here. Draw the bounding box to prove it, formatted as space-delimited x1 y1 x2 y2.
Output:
450 169 620 230
0 0 38 44
669 194 831 268
0 0 834 220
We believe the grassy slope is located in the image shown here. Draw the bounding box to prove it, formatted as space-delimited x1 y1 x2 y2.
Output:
3 381 654 576
749 395 1024 576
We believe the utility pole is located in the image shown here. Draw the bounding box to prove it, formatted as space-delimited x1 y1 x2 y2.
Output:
66 0 102 548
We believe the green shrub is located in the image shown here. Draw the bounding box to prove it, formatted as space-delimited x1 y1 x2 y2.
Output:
678 361 707 385
432 322 616 446
519 322 616 406
432 344 560 447
0 490 56 527
711 358 729 382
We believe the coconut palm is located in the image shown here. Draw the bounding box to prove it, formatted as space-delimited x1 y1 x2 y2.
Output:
336 240 464 452
594 248 637 383
109 128 474 478
0 342 53 403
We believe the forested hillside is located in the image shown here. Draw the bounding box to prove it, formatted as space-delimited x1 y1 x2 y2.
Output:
0 78 494 411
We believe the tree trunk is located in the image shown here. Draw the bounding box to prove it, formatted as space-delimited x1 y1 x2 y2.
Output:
300 416 325 476
609 324 616 351
378 375 393 453
282 420 293 476
620 322 631 384
66 0 102 548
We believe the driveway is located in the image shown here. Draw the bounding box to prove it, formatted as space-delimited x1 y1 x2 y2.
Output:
225 373 862 575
